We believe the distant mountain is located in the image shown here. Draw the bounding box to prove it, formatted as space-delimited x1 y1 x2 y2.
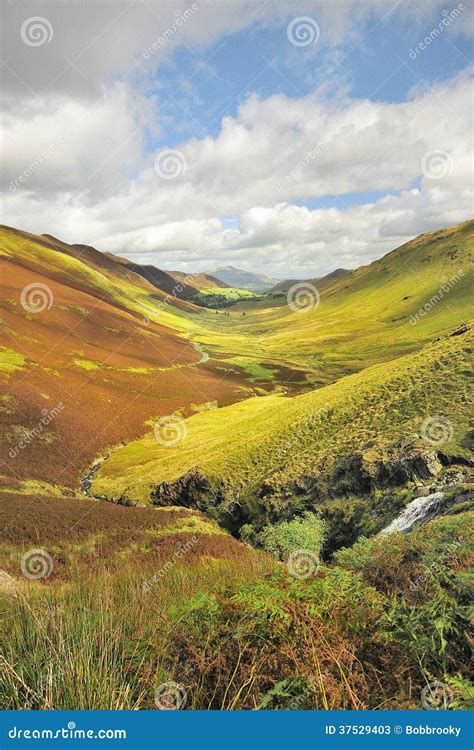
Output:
270 268 350 294
208 265 279 291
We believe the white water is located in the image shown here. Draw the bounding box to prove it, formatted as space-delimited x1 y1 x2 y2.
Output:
381 491 445 534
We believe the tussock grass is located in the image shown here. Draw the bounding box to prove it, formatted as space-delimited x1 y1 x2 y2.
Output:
0 552 274 709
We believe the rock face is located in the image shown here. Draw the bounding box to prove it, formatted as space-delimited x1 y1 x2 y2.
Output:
151 468 219 511
373 449 443 487
330 454 373 494
317 446 444 498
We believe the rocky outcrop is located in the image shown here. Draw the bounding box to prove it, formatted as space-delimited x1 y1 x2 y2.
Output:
373 448 443 486
151 468 225 512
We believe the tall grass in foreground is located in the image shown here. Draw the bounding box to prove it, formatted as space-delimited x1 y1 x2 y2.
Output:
0 556 274 710
1 511 472 710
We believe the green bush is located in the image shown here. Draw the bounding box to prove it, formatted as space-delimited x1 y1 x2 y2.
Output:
259 512 326 561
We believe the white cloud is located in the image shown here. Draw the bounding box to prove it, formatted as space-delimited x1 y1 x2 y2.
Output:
1 2 473 278
2 85 152 197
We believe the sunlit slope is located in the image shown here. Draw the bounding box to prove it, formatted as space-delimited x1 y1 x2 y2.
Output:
0 227 245 488
93 325 472 503
0 226 201 326
204 221 473 380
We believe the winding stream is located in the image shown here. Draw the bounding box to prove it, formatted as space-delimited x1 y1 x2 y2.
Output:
193 340 209 363
81 460 106 500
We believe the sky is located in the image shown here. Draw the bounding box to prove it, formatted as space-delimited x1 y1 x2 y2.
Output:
1 0 473 279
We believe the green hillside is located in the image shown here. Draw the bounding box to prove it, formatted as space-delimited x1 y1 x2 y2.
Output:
93 325 473 509
195 220 473 384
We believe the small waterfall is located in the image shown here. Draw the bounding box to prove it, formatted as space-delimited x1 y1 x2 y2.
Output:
381 491 445 534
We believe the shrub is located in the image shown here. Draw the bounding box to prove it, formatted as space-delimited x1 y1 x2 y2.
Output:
259 512 326 561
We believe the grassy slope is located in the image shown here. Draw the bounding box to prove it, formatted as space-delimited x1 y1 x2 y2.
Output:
93 326 473 503
197 220 473 383
1 220 472 492
0 226 200 327
0 228 247 489
1 494 471 709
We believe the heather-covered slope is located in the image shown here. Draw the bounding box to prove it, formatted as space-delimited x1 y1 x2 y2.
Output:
0 227 245 490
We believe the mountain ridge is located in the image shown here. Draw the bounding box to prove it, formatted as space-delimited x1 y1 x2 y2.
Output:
208 265 280 291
